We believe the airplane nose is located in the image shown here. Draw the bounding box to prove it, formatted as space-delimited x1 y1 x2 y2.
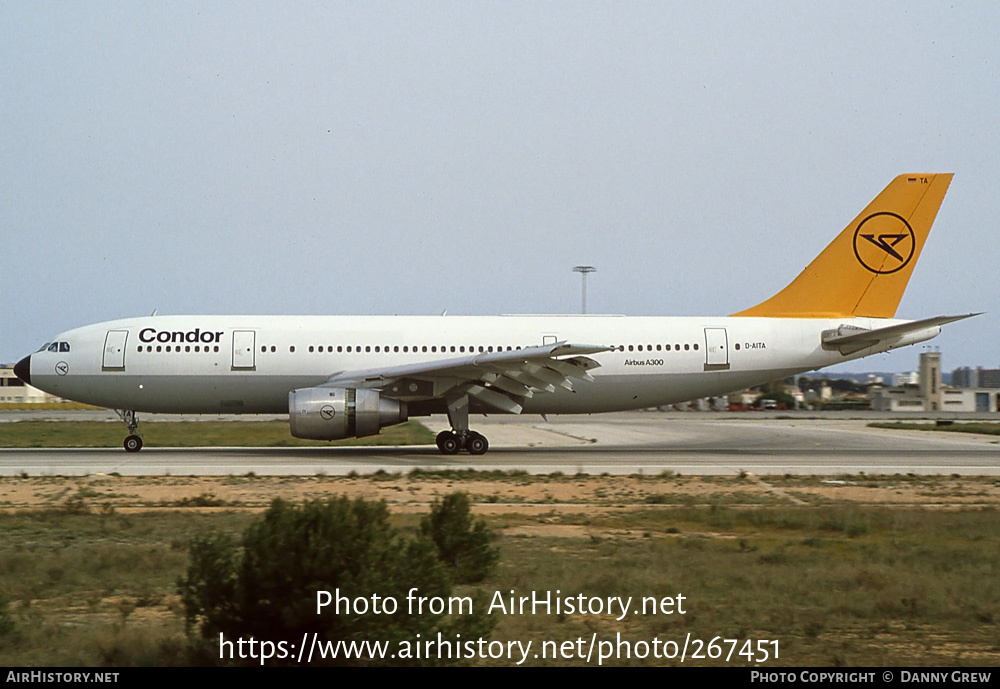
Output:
13 355 31 386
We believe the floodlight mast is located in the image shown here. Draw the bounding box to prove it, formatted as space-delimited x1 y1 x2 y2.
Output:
572 265 596 314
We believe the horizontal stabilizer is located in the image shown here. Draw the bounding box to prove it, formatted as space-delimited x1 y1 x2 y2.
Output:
821 314 980 355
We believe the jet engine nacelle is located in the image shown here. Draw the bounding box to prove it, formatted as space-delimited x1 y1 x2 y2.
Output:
288 387 408 440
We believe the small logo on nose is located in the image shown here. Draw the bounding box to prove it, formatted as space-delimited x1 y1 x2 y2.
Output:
55 362 69 376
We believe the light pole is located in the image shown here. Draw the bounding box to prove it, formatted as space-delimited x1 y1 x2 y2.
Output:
572 266 596 314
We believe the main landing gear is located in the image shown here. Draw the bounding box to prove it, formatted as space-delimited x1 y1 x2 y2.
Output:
435 430 489 456
116 409 143 453
436 394 490 455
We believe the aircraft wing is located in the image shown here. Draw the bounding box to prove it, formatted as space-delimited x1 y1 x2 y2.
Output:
319 342 612 414
821 314 980 355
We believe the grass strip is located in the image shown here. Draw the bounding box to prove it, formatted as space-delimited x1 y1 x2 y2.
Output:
0 420 435 448
869 421 1000 436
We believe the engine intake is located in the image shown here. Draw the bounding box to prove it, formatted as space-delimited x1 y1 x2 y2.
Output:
289 387 408 440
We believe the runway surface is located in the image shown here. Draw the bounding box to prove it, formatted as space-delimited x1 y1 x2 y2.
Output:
1 412 998 476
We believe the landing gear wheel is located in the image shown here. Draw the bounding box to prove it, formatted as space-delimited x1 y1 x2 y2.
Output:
467 432 489 456
437 431 460 455
435 430 451 451
116 410 142 453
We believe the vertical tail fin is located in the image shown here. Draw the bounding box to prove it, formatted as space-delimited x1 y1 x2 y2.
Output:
733 173 953 318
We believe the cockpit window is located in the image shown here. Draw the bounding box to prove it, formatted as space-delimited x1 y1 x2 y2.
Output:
59 342 70 352
47 343 59 352
37 342 51 352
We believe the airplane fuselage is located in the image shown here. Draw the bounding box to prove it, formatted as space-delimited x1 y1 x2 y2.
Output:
13 174 964 454
23 313 925 416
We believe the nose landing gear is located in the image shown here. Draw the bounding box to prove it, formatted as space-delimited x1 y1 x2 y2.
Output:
116 410 143 453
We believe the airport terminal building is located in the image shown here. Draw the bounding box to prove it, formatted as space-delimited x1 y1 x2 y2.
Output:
871 353 1000 413
0 366 62 403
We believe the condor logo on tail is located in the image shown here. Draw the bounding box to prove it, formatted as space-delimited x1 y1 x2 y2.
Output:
852 212 915 274
732 173 952 318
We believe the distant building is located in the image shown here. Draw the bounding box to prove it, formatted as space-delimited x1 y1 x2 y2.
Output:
952 366 1000 389
892 371 919 387
872 353 1000 412
0 366 64 403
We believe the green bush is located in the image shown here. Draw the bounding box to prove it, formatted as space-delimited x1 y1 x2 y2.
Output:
178 496 494 666
420 492 498 584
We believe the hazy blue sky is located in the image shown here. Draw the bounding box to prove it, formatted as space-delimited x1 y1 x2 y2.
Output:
3 2 997 373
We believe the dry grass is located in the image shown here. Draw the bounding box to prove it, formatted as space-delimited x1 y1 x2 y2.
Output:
1 472 998 666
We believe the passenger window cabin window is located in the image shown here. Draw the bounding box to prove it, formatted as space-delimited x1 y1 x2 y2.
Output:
290 346 295 353
694 344 699 350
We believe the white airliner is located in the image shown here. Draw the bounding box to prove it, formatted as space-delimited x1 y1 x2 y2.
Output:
14 173 974 454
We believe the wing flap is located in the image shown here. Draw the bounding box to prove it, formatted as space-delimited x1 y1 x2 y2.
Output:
319 342 612 412
468 385 524 414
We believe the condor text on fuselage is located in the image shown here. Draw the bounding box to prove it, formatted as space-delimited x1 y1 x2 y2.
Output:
138 328 224 346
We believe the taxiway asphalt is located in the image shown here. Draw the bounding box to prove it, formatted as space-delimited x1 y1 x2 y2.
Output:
0 411 997 476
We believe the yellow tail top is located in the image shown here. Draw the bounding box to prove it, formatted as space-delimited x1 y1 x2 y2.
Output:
733 174 953 318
